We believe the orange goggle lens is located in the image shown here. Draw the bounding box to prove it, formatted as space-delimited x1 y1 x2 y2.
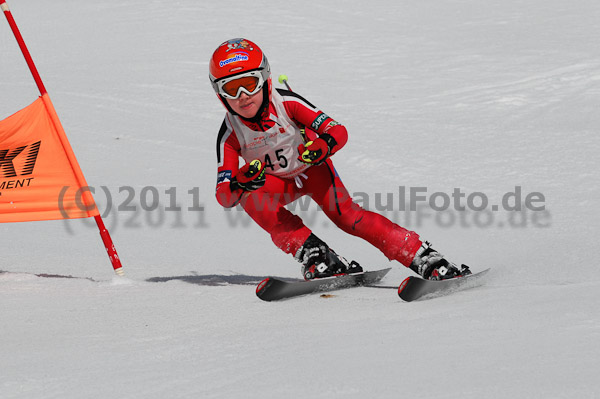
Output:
222 76 260 98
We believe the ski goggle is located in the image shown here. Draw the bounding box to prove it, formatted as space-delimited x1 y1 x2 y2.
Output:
214 70 265 100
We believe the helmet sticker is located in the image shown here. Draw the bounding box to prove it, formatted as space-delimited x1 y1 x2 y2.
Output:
219 52 249 67
224 39 254 52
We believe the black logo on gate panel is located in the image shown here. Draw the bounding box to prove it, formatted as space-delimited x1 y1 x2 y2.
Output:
0 140 41 178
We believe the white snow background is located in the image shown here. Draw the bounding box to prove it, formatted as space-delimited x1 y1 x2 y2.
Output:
1 1 599 398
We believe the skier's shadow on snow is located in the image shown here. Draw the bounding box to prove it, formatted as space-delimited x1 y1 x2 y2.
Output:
0 270 301 286
146 273 302 286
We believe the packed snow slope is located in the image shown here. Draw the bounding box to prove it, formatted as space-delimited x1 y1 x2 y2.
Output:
1 1 599 398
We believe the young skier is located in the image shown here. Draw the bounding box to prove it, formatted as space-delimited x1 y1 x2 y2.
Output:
210 38 470 281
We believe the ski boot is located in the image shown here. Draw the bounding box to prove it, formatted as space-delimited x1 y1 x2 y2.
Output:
409 241 471 281
295 234 363 280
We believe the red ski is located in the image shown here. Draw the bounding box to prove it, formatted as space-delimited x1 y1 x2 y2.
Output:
398 268 491 302
256 268 391 301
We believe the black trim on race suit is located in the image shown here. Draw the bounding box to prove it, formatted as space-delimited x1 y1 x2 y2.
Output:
326 161 342 216
216 119 228 164
276 88 317 109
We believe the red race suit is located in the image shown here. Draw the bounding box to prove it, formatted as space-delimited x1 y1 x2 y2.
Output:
215 88 421 265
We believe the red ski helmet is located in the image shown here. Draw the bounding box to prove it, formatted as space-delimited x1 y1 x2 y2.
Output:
209 38 271 115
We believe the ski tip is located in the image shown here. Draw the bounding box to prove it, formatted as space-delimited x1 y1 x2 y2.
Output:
256 277 271 298
397 277 411 296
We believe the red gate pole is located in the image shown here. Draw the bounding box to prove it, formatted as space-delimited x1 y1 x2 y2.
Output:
0 0 46 94
1 0 124 276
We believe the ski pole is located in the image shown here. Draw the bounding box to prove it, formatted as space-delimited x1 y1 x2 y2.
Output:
278 74 292 91
278 73 341 215
279 74 305 142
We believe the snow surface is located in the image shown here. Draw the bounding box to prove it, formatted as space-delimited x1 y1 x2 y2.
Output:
1 0 599 398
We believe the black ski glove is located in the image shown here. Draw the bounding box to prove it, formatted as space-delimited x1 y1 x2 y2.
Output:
297 133 337 165
230 159 266 192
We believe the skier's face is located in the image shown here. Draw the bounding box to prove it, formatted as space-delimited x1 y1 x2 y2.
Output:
226 88 264 119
